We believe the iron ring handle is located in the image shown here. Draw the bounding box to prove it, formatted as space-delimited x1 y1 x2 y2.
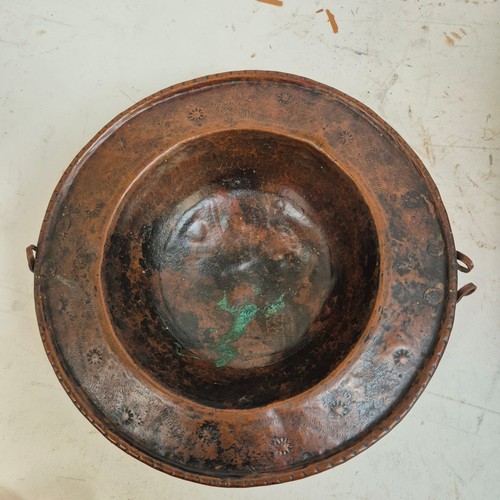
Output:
457 251 474 273
456 250 476 302
26 245 37 273
457 282 477 302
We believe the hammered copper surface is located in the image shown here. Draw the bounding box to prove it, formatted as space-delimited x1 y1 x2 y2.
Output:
30 71 476 486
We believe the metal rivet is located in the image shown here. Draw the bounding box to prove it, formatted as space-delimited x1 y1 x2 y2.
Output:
427 239 444 256
40 259 57 277
424 285 444 305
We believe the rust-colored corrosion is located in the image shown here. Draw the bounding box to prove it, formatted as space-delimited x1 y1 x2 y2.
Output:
29 71 476 487
326 9 339 33
256 0 283 6
444 32 455 46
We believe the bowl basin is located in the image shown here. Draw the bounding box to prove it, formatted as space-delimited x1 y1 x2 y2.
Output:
103 129 379 409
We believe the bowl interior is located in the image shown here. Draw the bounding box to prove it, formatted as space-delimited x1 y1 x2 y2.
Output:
102 129 380 409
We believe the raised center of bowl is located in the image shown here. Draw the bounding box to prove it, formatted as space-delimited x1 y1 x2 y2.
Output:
102 129 380 409
151 188 332 369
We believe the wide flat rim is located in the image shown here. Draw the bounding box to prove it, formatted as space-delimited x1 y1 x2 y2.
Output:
33 70 457 487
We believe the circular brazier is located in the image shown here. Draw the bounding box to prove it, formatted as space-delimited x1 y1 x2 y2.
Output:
30 71 475 486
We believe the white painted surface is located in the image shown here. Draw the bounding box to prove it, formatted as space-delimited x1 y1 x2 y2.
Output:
1 0 499 498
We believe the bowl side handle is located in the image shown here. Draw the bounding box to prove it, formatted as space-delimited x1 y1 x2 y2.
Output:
456 251 477 302
26 244 37 273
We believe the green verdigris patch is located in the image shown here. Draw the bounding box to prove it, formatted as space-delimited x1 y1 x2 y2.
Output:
214 291 286 367
174 291 286 367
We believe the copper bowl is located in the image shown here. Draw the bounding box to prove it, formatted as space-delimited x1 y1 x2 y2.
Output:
27 71 476 486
